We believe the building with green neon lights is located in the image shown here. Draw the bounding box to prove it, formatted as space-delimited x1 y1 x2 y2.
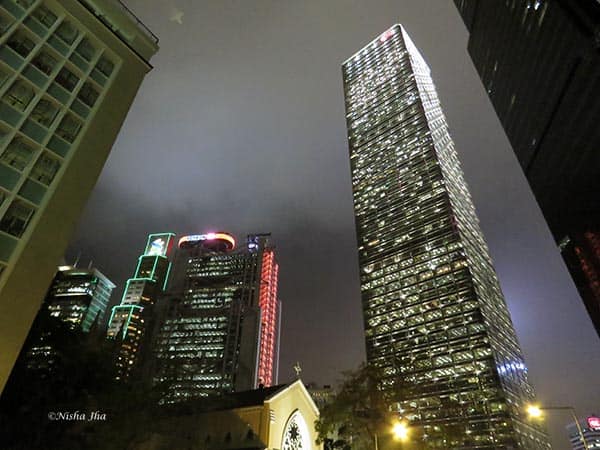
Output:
343 25 550 449
106 233 174 381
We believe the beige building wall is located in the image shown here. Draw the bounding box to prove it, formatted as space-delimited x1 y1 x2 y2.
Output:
0 0 158 392
131 380 323 450
263 380 322 450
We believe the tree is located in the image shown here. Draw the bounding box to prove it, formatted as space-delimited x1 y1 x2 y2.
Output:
315 363 394 450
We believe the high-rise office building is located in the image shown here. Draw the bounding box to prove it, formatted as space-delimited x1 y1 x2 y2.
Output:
151 232 280 404
106 233 175 381
43 264 114 331
566 416 600 450
0 0 159 392
343 25 549 449
21 263 114 372
453 0 600 337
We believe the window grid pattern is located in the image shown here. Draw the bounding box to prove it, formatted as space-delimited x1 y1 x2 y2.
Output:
0 0 119 265
343 25 550 450
153 247 262 404
106 248 172 381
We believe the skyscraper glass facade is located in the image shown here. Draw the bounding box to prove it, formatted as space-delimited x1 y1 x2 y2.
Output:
152 233 280 404
343 25 549 450
45 265 114 332
19 264 114 373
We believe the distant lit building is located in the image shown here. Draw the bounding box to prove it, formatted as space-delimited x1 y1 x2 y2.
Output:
44 264 114 331
0 0 159 392
21 263 114 373
567 415 600 450
560 231 600 337
343 25 549 449
151 232 280 404
454 0 600 338
305 382 334 410
106 233 175 381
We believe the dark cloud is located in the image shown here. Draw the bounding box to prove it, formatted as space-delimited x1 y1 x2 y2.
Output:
67 1 600 448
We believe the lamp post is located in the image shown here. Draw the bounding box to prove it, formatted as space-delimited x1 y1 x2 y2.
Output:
527 405 589 450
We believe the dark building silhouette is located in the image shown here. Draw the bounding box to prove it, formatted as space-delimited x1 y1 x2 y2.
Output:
453 0 600 336
343 24 549 449
561 230 600 335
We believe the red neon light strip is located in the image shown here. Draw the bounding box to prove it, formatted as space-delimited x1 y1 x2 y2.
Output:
257 250 278 386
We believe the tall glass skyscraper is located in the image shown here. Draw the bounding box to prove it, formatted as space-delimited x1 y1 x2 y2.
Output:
343 25 550 450
151 232 280 404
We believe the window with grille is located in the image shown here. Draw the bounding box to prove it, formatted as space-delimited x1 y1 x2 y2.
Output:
95 56 114 77
31 49 57 75
7 29 35 58
31 5 57 28
0 199 35 237
30 98 59 127
55 114 81 143
2 80 35 111
55 20 78 45
55 67 79 91
30 152 60 185
77 82 98 107
0 138 35 170
75 38 96 61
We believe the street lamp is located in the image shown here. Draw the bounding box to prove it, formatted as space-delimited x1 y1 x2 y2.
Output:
526 405 543 419
526 404 589 450
374 419 410 450
392 421 409 441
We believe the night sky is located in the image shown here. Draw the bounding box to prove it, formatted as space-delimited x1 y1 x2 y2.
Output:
65 1 600 448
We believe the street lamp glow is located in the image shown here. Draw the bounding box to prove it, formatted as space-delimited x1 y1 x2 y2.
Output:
392 421 409 441
527 405 543 419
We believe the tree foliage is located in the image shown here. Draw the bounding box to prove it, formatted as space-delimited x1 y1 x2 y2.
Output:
315 363 393 450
